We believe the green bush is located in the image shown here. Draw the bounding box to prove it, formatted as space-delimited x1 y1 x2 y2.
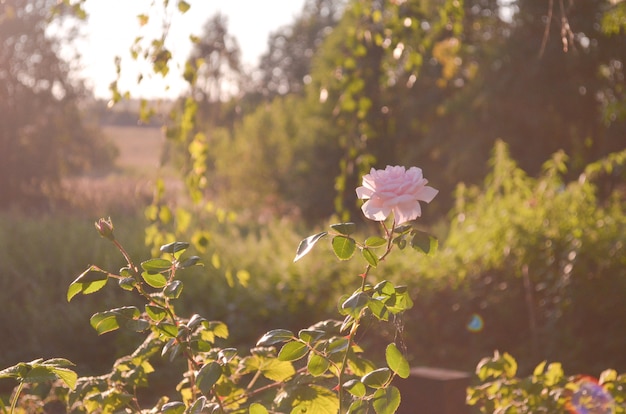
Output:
403 142 626 374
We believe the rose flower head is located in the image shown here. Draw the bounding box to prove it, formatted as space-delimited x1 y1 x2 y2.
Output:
356 166 438 224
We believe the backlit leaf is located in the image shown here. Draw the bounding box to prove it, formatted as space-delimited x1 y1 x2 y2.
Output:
332 236 356 260
196 361 222 396
362 368 391 389
278 341 308 362
372 386 401 414
330 222 356 235
257 329 294 346
294 232 328 262
385 343 410 379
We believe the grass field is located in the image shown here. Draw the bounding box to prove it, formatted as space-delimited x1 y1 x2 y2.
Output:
61 125 183 215
104 125 165 175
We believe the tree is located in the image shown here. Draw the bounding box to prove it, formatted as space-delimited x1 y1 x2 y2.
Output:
0 0 114 208
256 0 345 98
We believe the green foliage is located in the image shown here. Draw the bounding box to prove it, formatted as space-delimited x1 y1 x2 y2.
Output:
2 214 429 413
403 142 626 374
468 352 626 413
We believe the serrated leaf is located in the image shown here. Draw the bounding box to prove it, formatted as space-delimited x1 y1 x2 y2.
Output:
118 277 136 291
196 362 222 396
365 236 387 247
372 386 401 414
145 305 167 322
141 271 168 288
362 368 391 389
156 322 179 338
291 385 339 414
67 266 109 301
386 343 410 379
341 291 370 318
307 353 330 376
361 247 379 267
298 329 325 344
367 299 389 321
257 329 294 346
259 358 295 382
330 222 356 235
332 236 356 260
48 367 77 390
294 232 328 262
410 231 438 255
141 258 172 273
164 280 183 298
343 379 366 397
278 341 308 362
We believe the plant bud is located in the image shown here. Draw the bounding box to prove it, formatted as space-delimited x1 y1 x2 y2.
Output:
95 217 115 241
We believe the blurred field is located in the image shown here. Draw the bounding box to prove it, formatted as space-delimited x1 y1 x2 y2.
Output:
105 125 165 175
61 125 183 215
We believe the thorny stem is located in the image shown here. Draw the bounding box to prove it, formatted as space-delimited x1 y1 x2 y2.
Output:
339 219 396 413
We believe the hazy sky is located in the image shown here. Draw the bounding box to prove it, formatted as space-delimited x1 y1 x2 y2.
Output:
78 0 306 99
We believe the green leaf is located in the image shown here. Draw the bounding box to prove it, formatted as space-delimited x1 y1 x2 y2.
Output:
118 277 136 291
341 291 370 318
385 343 410 379
410 231 438 255
372 386 401 414
90 307 145 335
298 329 325 344
361 247 379 267
544 362 563 386
330 222 356 235
362 368 391 389
157 242 189 254
343 379 366 397
294 232 328 262
156 322 179 338
67 266 109 301
348 399 370 413
332 236 356 260
164 280 183 298
196 361 222 396
141 271 168 288
249 403 269 414
365 236 387 247
278 341 308 362
178 256 201 269
162 401 185 414
259 358 295 382
290 385 339 414
177 0 191 13
307 353 330 376
141 258 172 273
145 305 167 322
48 366 77 390
367 299 389 321
257 329 294 346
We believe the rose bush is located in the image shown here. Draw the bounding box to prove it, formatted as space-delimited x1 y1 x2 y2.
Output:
355 166 438 225
1 166 438 414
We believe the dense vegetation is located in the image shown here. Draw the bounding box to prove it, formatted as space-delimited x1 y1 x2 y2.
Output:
1 0 626 410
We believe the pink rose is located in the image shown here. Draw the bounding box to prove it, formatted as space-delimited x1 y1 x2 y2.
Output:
356 166 438 224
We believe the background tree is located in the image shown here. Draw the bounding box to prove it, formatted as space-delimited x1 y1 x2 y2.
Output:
0 0 114 208
256 0 345 98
